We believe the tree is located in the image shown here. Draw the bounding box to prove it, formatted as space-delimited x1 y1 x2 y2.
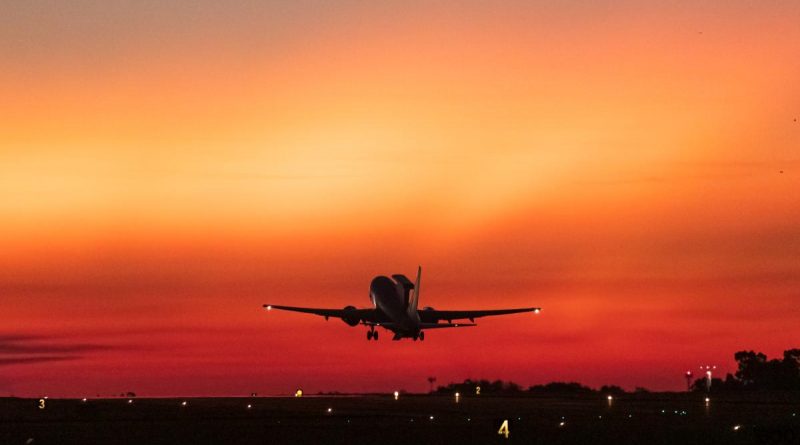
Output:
529 382 594 395
734 350 768 388
599 385 626 396
703 348 800 391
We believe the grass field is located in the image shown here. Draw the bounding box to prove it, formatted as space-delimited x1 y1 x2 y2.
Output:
2 393 799 444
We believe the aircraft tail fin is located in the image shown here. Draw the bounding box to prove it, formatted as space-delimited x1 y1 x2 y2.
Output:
408 266 421 317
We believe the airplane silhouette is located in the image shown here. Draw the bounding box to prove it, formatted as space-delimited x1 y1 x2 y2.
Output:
263 267 540 341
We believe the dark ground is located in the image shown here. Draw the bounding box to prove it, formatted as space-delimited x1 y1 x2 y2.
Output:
1 393 799 445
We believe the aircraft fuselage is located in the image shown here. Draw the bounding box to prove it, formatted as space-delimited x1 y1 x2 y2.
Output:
369 276 419 337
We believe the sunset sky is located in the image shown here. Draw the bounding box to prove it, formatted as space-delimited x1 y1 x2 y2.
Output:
1 1 799 396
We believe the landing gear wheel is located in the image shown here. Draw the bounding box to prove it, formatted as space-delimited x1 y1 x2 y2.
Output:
367 330 373 340
413 334 418 341
373 331 379 341
419 331 425 341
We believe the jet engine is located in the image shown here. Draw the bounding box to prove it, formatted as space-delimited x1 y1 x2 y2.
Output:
341 305 360 326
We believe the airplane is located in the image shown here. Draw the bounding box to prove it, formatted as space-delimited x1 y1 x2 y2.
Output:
263 267 540 341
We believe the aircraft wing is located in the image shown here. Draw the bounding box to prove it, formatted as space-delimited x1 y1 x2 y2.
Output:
420 322 476 329
420 307 540 323
263 304 383 323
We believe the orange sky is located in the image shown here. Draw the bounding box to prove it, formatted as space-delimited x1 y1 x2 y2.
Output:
1 1 799 396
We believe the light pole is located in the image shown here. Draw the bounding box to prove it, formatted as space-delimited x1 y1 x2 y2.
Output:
700 365 716 392
427 376 437 393
685 371 694 391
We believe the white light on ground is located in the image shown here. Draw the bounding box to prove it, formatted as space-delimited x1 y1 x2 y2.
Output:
733 425 741 431
393 391 399 400
247 404 252 409
327 408 332 413
181 401 187 406
559 421 565 427
607 395 613 400
81 398 87 402
429 415 434 420
127 399 133 404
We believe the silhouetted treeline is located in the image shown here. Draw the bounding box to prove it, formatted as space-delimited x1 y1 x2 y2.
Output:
434 379 633 395
433 379 522 395
434 348 800 396
692 348 800 392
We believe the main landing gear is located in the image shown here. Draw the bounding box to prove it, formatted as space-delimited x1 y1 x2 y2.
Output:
367 328 379 341
412 332 425 341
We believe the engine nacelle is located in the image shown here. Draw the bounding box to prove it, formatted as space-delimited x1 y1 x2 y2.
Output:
341 305 360 327
422 307 436 311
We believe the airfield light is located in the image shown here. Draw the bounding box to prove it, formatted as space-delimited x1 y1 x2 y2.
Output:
247 404 252 409
393 391 400 400
455 392 460 403
327 407 332 413
733 425 741 431
295 389 303 397
127 399 133 404
181 401 187 407
607 395 613 400
559 421 565 427
705 397 710 404
81 398 87 403
429 415 434 421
